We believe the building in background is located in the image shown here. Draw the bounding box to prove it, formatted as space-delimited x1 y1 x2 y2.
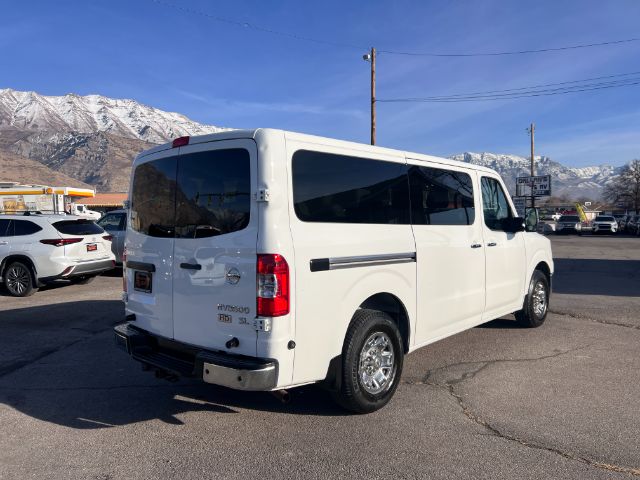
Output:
82 192 127 214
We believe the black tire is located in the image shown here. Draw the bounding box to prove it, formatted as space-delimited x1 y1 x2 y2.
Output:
332 309 404 413
515 270 549 328
73 275 96 285
3 261 36 297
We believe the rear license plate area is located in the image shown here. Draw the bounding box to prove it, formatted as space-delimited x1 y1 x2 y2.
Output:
86 243 97 252
134 271 152 293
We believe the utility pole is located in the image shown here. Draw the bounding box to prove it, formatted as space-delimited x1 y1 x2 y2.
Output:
527 123 536 211
363 47 376 145
529 122 535 177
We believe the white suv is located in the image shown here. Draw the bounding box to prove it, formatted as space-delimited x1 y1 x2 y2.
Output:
592 215 618 234
115 129 553 413
0 214 115 297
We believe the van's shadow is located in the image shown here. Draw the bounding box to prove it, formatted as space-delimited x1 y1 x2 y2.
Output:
0 300 347 430
552 258 640 297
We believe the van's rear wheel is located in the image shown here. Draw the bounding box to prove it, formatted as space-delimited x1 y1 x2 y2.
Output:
515 270 549 328
3 261 36 297
333 309 403 413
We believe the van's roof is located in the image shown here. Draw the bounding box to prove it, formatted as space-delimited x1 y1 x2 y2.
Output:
137 128 498 175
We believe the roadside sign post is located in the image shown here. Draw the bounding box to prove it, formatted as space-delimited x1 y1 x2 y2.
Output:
515 175 552 231
516 175 552 197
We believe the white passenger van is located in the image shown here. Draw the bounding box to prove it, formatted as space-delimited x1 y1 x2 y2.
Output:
115 129 553 413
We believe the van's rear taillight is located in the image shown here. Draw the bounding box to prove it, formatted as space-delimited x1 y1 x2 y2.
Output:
40 238 83 247
257 254 289 317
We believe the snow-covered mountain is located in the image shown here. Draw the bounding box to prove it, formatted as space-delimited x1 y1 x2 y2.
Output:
450 152 622 200
0 89 229 191
0 88 228 144
0 88 626 199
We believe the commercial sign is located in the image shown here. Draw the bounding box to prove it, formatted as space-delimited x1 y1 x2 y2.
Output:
512 196 527 217
516 175 552 197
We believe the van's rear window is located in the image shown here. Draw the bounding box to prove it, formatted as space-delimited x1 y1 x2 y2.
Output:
130 149 251 238
53 220 104 235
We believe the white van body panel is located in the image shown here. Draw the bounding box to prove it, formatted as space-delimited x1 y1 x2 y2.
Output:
121 128 554 394
254 129 296 388
171 138 259 357
477 172 528 321
407 157 486 344
285 134 416 384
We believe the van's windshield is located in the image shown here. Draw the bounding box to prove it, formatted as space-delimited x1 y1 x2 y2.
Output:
130 149 250 238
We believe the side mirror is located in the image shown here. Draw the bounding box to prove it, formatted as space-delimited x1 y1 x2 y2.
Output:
501 217 526 233
524 208 539 232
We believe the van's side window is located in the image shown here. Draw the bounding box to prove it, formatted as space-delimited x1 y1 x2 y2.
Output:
292 150 410 224
175 149 250 238
481 177 513 230
408 166 475 225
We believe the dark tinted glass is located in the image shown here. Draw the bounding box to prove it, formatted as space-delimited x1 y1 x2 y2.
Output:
408 166 475 225
0 219 12 237
559 216 579 222
53 220 104 235
98 213 126 231
175 149 250 238
481 177 513 231
13 220 42 236
292 150 410 224
131 157 178 238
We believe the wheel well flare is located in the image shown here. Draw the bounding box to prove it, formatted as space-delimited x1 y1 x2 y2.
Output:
359 293 410 353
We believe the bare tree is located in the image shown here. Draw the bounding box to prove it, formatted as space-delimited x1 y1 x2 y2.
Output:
603 160 640 213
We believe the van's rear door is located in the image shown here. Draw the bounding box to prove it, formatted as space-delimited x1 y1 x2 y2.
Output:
127 148 178 339
171 140 259 357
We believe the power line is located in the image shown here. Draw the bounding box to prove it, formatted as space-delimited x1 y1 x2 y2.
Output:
378 37 640 57
145 0 639 58
378 78 640 103
146 0 367 51
397 71 640 99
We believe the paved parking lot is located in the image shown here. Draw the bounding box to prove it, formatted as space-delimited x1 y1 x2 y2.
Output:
1 235 639 479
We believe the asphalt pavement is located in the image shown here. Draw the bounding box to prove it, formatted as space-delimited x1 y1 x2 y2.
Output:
0 235 638 479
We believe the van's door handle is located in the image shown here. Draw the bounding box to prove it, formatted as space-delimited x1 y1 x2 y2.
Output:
180 263 202 270
487 242 497 247
0 241 8 245
470 243 482 249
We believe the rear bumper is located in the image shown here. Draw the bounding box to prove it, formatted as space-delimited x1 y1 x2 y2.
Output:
39 258 115 283
114 322 278 391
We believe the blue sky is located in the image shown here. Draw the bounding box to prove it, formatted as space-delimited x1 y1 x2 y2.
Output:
2 0 639 167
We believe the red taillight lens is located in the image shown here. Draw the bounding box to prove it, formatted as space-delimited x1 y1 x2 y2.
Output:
40 238 83 247
103 234 113 241
172 136 190 148
257 254 289 317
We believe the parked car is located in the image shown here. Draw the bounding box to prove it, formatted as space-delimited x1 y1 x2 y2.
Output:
615 214 628 233
114 129 553 413
0 214 115 297
97 209 126 264
592 215 618 234
555 215 583 234
627 214 640 236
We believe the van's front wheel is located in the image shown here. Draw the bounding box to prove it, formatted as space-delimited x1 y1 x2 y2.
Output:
333 309 403 413
515 270 549 328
